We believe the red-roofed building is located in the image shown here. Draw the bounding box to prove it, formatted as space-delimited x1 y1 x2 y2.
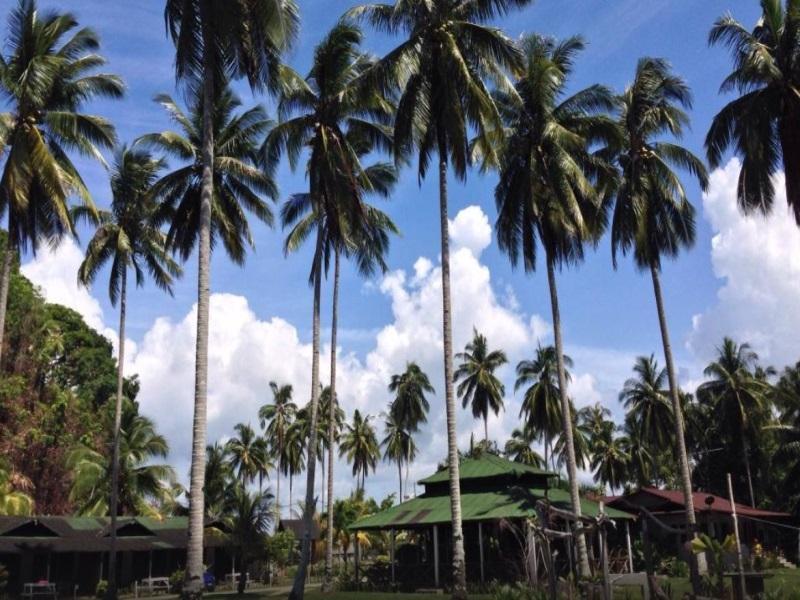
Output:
605 488 793 551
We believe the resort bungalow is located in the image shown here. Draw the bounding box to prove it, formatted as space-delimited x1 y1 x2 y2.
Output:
350 454 634 591
0 516 230 596
605 488 796 559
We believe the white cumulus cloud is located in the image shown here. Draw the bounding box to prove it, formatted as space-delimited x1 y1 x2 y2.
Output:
689 159 800 368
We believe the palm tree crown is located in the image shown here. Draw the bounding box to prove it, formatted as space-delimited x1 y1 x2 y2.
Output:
454 328 508 441
138 89 277 264
388 362 434 433
619 355 674 448
339 409 380 491
707 0 800 223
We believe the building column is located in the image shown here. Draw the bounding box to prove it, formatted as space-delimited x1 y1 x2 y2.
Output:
433 525 440 588
478 522 485 584
390 529 396 587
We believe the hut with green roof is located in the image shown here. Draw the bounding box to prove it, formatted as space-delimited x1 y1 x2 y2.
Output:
349 453 633 590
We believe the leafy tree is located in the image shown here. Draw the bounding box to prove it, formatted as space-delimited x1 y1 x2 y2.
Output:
259 381 296 517
490 34 615 578
0 0 122 367
0 459 33 515
78 146 180 597
707 0 800 224
68 400 176 517
515 345 571 471
698 338 771 506
340 409 380 491
455 328 508 441
265 529 295 571
160 0 297 588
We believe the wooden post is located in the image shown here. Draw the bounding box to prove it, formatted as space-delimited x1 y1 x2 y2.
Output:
354 533 360 591
727 473 746 599
526 521 538 585
625 521 634 573
390 529 396 587
433 525 440 588
478 521 485 584
599 503 611 600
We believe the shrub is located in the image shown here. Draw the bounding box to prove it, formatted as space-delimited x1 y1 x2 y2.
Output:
169 569 185 594
490 582 547 600
95 580 107 599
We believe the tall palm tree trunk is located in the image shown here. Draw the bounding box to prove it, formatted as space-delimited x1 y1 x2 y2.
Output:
0 239 13 369
545 254 590 578
323 250 340 592
184 59 214 600
276 456 281 520
484 417 489 443
397 459 403 502
106 269 127 600
437 144 467 600
289 235 324 600
743 440 756 506
650 265 701 595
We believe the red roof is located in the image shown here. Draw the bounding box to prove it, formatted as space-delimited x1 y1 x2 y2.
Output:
607 488 790 519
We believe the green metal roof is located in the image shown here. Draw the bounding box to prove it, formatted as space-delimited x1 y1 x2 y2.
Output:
418 453 554 484
350 486 634 531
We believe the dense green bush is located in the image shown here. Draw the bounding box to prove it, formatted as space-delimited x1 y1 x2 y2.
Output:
94 580 107 599
169 569 184 594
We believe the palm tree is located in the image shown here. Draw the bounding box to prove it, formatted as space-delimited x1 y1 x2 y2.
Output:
515 345 571 471
348 2 533 593
68 401 176 517
77 147 181 598
490 35 615 578
619 355 674 478
263 22 399 594
0 0 122 368
0 460 33 516
707 0 800 224
161 1 297 591
282 421 305 513
389 363 434 433
259 381 296 517
455 328 508 441
204 443 235 520
698 338 771 506
339 410 380 491
608 58 709 588
504 428 544 468
225 488 274 595
226 423 272 490
381 411 414 501
589 426 630 493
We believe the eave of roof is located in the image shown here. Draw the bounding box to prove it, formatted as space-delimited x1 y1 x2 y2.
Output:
350 486 634 531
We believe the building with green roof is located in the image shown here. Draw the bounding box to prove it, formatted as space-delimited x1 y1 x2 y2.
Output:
349 453 633 590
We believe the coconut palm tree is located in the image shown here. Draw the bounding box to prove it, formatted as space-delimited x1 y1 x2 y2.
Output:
515 345 572 471
225 488 274 594
589 426 630 492
698 338 771 506
389 363 434 433
489 34 615 578
619 355 674 478
707 0 800 224
77 146 181 598
68 400 176 517
226 423 272 490
504 428 544 468
259 381 296 517
282 421 305 513
455 328 508 441
340 410 380 491
161 1 297 591
264 22 398 593
0 0 122 368
204 443 235 520
608 58 709 589
0 460 33 516
347 2 532 593
381 411 415 501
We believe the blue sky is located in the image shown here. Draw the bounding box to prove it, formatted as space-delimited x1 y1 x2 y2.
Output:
17 0 798 502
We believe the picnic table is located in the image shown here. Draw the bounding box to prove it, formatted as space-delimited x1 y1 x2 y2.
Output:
22 582 57 600
136 577 170 595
